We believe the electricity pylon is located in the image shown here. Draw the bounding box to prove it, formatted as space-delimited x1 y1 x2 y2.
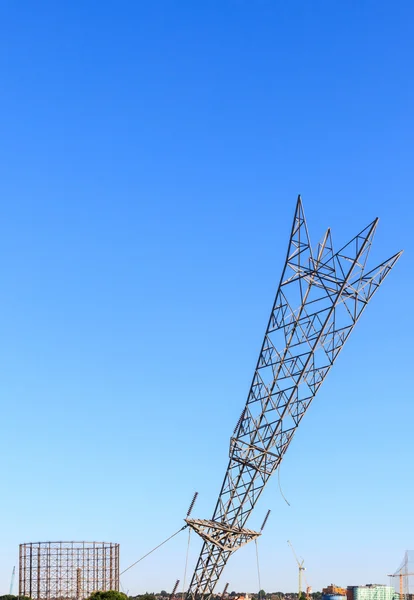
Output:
185 196 402 600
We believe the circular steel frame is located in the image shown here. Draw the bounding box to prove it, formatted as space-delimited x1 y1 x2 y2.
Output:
19 541 120 600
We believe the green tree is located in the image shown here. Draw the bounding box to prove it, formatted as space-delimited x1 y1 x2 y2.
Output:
87 592 128 600
160 592 168 598
259 591 266 599
0 595 31 600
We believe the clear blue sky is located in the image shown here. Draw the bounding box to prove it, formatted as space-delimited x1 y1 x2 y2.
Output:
0 0 413 596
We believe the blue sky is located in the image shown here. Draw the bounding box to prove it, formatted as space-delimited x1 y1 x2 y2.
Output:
0 0 413 596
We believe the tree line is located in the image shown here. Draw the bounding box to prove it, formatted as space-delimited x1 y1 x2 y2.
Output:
0 590 324 600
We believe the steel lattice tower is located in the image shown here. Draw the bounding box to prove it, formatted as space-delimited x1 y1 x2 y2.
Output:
185 196 402 599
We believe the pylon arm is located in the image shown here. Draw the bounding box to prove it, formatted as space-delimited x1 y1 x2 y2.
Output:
185 518 260 552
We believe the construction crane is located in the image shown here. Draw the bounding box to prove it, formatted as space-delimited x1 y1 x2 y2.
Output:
9 566 15 595
388 572 414 600
184 196 402 600
302 573 312 600
288 541 306 599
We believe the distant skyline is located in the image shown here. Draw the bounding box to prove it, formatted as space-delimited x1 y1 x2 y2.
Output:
0 0 413 597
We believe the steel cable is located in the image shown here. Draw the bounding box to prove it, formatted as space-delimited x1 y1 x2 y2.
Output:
182 528 191 598
120 525 187 576
255 539 261 592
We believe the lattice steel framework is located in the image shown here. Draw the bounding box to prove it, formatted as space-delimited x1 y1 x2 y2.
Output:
19 542 119 600
390 551 414 597
185 196 402 599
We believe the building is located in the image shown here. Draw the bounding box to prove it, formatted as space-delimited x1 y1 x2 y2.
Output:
347 585 396 600
323 586 347 597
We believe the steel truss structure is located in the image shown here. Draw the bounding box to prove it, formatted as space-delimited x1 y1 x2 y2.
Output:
19 541 119 600
185 196 402 599
390 551 414 598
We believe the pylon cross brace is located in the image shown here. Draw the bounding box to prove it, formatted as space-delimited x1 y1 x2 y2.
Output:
229 437 280 475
